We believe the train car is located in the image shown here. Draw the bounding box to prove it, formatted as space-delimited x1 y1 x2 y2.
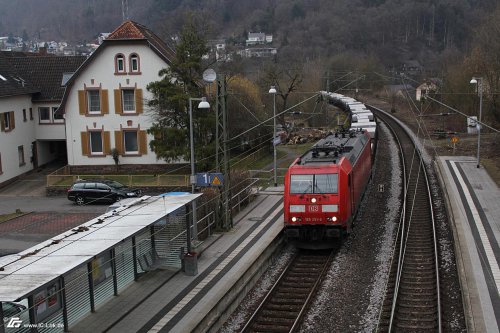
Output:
283 129 373 249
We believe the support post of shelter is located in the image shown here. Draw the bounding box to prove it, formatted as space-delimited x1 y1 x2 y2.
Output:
132 236 138 281
0 302 5 333
61 276 69 332
183 203 198 275
28 295 35 333
111 249 118 296
87 262 95 312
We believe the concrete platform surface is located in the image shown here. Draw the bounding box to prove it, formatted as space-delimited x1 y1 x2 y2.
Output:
437 156 500 333
72 189 284 333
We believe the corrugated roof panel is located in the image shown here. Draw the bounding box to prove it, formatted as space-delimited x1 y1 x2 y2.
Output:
0 193 201 301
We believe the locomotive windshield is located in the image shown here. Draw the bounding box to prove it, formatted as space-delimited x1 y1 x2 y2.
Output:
290 174 338 194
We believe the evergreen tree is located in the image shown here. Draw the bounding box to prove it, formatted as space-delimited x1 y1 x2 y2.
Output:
147 16 214 169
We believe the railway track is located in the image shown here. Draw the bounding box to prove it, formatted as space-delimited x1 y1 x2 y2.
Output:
241 250 333 333
371 107 442 332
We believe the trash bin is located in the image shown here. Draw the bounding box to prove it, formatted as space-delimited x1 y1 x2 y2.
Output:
183 252 198 276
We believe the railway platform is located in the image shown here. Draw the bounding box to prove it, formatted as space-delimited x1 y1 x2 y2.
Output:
71 186 284 333
437 156 500 333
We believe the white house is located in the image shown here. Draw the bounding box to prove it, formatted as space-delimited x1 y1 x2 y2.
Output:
59 20 176 172
246 32 272 46
1 21 181 188
416 79 441 101
0 52 86 187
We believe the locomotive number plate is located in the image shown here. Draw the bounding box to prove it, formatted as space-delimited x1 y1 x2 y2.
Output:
308 205 319 212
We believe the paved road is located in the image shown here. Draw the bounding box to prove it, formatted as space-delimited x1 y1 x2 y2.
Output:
0 163 108 214
0 166 108 255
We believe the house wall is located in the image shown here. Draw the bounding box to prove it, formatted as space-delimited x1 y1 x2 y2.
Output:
65 44 168 167
0 95 36 185
34 102 66 140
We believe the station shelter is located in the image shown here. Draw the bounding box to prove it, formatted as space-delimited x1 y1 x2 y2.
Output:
0 193 201 332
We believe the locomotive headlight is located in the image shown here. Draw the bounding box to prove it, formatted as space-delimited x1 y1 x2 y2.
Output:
311 197 317 203
332 216 338 222
291 216 297 222
326 216 338 222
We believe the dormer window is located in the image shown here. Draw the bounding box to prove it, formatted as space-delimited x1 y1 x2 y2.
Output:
129 53 141 74
115 54 126 74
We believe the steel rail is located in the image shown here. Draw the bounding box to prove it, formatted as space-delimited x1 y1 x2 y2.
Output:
370 106 442 332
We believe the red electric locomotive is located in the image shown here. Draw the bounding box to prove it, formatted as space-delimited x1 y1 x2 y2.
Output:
283 129 373 248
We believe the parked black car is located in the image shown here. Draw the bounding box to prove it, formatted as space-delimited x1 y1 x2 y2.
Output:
2 301 26 318
67 179 141 206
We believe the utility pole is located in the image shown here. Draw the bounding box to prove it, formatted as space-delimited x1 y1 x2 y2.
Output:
216 75 232 230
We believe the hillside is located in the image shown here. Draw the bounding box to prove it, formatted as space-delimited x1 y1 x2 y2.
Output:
0 0 498 71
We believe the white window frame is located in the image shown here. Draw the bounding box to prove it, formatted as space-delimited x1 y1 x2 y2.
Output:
89 131 104 155
123 130 139 154
121 89 136 113
116 54 125 73
3 112 11 130
39 107 51 123
87 90 101 114
130 54 139 72
52 107 64 123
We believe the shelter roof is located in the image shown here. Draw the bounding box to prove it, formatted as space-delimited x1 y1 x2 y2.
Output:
0 193 200 301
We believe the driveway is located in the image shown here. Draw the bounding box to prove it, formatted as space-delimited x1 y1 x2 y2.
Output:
0 164 108 255
0 162 109 213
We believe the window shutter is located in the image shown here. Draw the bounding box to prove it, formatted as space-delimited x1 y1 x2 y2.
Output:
139 130 148 155
103 131 111 155
135 89 143 114
114 89 122 114
114 131 123 154
101 90 109 114
10 112 15 130
0 114 5 131
78 90 86 115
81 132 89 156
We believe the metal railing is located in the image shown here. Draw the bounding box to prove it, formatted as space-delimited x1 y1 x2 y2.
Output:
47 172 189 188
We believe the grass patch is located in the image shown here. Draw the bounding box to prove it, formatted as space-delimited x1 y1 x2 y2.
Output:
0 211 26 223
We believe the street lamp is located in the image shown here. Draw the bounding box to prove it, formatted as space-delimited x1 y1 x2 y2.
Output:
470 77 483 168
269 86 277 187
188 97 210 250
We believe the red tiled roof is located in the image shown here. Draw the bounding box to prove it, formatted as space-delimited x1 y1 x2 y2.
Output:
107 20 146 40
105 20 176 63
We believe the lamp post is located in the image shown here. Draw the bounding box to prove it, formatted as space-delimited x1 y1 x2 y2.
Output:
470 77 483 168
269 86 277 187
188 97 210 250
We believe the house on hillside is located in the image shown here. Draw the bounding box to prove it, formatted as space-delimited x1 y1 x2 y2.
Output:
0 51 85 188
416 79 441 101
246 32 272 46
58 20 177 173
238 47 277 58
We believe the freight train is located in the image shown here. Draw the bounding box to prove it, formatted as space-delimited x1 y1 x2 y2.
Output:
283 92 377 249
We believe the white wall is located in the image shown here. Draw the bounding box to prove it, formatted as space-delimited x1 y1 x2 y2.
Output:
0 95 36 183
34 102 66 140
65 44 168 166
